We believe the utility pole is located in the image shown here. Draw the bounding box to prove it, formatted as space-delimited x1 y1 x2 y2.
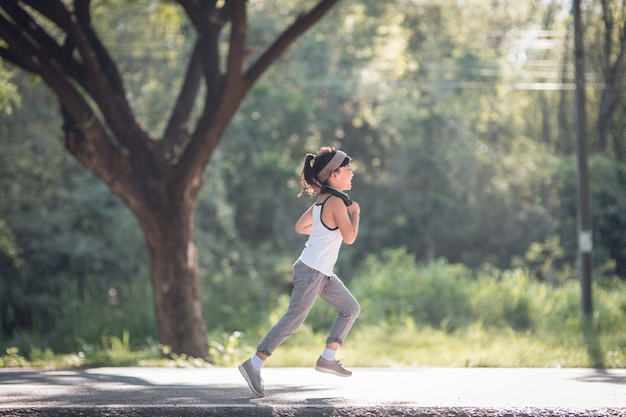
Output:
573 0 593 316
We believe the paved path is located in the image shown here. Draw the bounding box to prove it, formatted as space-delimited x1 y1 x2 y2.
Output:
1 367 625 416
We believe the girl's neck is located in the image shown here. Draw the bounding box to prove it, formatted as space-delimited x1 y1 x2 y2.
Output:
325 185 345 193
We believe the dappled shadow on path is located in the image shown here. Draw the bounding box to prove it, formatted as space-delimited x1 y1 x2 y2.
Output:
0 368 268 406
0 370 218 406
0 368 342 416
574 369 626 386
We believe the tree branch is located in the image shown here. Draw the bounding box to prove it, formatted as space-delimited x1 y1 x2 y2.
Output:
22 0 149 152
174 0 342 194
170 0 225 149
0 47 26 71
23 0 100 82
0 13 39 74
0 1 141 194
161 41 204 160
244 0 341 88
175 0 206 34
1 0 86 84
73 0 126 97
173 1 233 177
175 0 228 31
0 8 121 174
224 0 246 90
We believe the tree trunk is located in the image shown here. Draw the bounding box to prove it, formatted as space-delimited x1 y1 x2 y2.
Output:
128 179 208 358
597 72 620 153
148 218 207 359
596 0 626 154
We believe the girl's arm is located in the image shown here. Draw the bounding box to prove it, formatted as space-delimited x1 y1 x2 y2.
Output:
329 198 360 244
295 205 314 235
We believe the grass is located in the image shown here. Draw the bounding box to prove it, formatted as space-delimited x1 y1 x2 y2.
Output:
1 319 624 369
2 249 625 369
250 320 624 369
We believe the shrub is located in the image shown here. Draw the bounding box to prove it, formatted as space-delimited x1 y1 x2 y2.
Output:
351 247 472 330
350 247 626 343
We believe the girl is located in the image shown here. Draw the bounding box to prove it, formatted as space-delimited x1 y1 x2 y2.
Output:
239 147 361 397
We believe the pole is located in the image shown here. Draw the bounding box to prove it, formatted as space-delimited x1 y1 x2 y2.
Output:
573 0 593 316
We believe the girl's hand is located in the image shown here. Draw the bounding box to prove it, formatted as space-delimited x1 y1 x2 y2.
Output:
347 201 360 217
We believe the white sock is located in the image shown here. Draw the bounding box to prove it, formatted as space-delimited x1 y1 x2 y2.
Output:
250 354 265 372
321 348 337 361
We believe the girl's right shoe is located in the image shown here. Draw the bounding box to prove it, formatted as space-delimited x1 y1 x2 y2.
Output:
238 359 265 397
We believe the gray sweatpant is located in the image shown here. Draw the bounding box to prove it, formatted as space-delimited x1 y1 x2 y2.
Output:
257 260 361 357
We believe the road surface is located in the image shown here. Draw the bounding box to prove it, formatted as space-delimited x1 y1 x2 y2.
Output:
1 367 625 416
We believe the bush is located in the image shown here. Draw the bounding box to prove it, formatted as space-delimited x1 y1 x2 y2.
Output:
349 247 626 343
352 248 472 330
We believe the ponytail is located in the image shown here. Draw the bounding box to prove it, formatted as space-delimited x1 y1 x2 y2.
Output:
299 153 322 197
298 147 350 197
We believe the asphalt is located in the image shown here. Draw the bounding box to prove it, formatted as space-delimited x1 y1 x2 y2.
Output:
0 367 625 416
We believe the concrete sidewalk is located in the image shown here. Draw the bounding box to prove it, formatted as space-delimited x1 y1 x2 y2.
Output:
1 367 625 416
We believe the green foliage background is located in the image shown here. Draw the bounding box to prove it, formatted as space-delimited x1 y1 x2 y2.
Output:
1 0 625 367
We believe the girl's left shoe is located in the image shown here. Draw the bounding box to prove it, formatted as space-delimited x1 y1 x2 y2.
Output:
315 357 352 377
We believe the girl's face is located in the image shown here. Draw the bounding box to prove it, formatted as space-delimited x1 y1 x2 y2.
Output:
331 164 354 191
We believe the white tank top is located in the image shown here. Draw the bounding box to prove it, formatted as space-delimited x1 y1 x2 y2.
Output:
297 200 343 276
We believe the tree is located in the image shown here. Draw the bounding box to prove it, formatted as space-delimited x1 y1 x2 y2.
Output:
593 0 625 157
0 0 342 358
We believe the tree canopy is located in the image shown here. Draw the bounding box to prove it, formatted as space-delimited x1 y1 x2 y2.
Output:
0 0 344 358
